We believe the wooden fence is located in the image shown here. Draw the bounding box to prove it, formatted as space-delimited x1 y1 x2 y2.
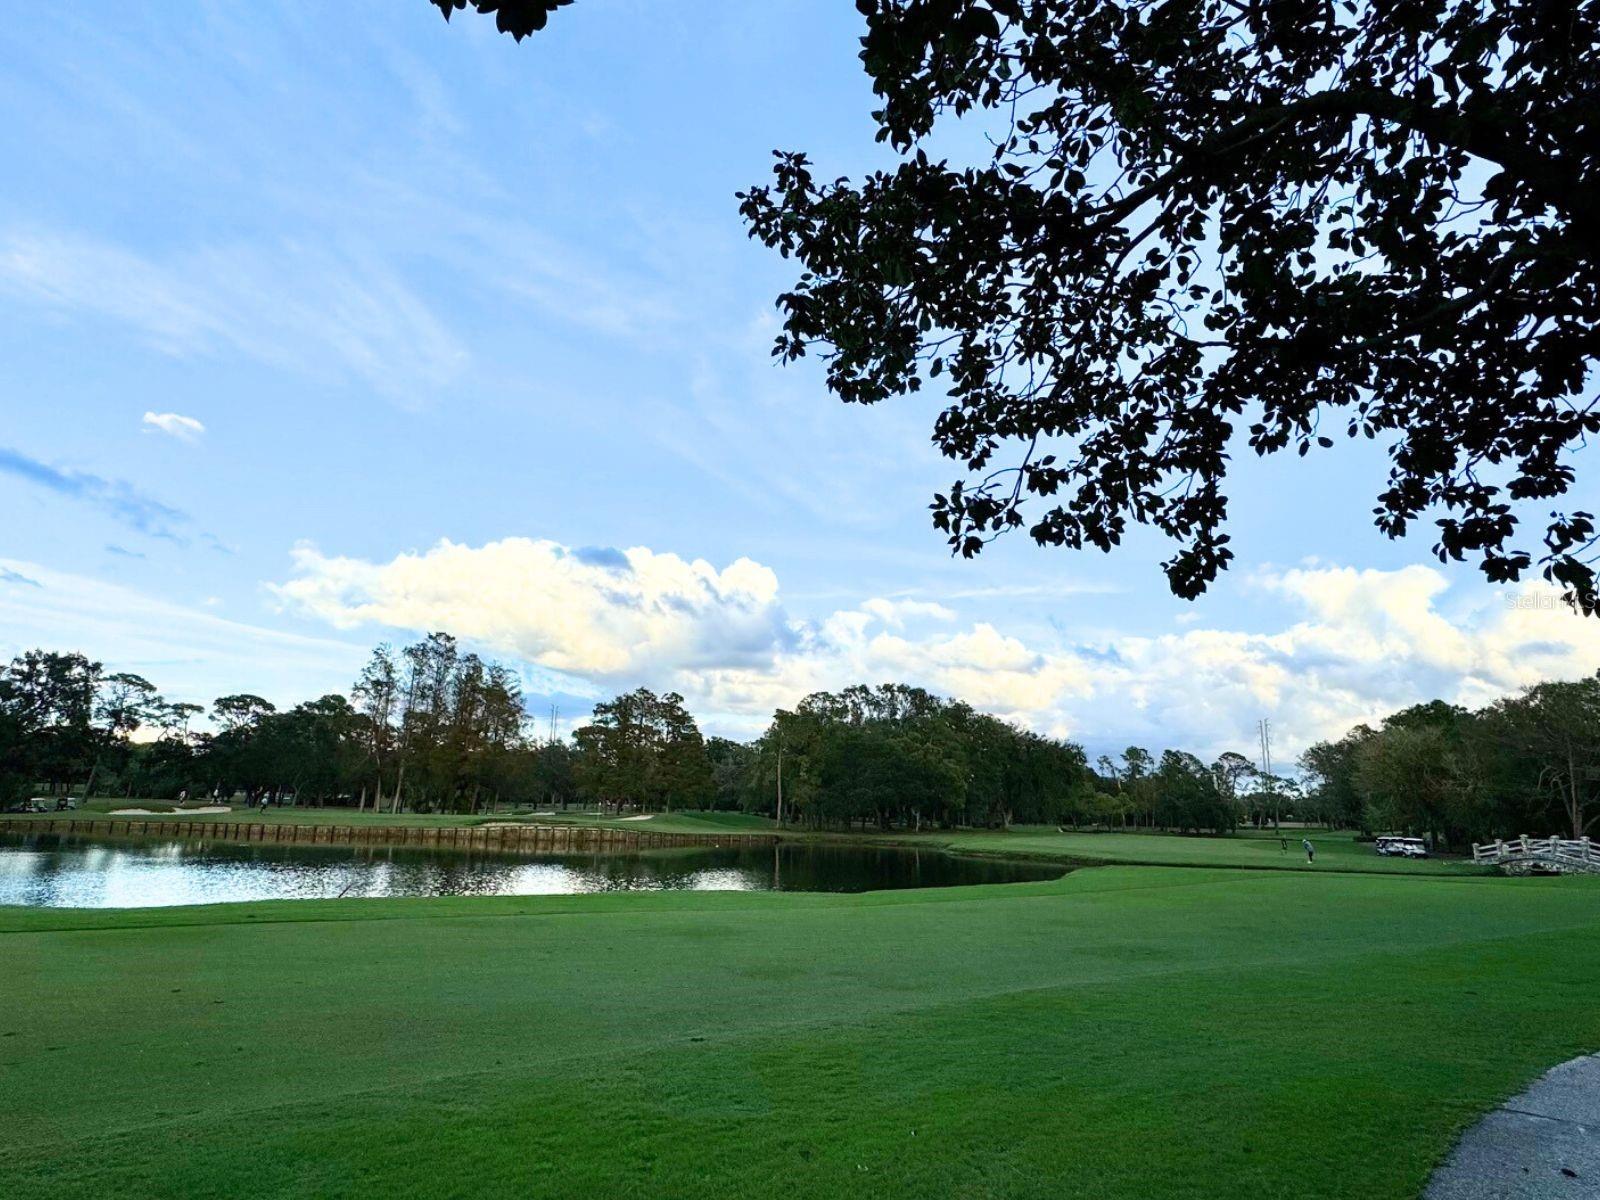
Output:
0 817 773 854
1472 835 1600 875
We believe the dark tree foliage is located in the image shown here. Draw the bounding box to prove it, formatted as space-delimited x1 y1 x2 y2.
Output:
573 688 714 812
438 0 1599 610
1302 673 1600 845
1151 749 1237 834
754 683 1090 829
429 0 572 41
733 1 1600 611
705 736 758 810
1298 724 1375 830
0 640 543 813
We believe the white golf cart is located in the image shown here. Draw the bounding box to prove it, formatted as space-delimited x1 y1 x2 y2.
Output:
1374 835 1428 858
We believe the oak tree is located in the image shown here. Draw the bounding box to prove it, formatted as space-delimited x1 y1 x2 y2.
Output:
439 0 1600 612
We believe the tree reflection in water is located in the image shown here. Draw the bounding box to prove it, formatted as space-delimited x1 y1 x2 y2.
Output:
0 833 1063 909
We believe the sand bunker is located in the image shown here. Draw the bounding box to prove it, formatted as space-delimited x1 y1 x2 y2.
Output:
109 805 231 816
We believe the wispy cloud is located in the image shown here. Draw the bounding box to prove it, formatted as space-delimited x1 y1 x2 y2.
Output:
0 557 366 708
142 410 205 442
0 228 468 403
0 446 188 541
924 582 1126 600
105 544 147 560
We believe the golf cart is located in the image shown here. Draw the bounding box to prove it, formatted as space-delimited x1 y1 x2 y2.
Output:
1374 835 1428 858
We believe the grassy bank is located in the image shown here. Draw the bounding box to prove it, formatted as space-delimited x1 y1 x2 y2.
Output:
4 809 1479 877
3 867 1598 1198
3 804 780 835
502 809 780 835
935 825 1487 875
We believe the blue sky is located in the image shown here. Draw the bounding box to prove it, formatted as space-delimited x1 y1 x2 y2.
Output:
2 1 1597 763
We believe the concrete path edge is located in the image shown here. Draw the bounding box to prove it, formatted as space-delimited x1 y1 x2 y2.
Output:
1425 1052 1600 1198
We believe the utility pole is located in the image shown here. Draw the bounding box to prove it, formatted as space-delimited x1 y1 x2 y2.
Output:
1258 718 1277 830
545 705 561 808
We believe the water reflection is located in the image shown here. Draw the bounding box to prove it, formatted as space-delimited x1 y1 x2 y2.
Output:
0 832 1062 909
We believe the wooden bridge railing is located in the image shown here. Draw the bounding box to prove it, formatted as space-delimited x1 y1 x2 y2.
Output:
1472 835 1599 873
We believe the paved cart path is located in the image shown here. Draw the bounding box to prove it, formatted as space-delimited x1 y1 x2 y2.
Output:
1426 1053 1600 1198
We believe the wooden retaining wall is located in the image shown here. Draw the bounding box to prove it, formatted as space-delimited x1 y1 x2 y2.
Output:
0 817 774 854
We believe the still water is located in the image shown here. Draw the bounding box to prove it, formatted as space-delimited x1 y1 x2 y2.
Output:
0 832 1063 908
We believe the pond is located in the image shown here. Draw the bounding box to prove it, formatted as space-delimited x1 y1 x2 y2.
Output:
0 832 1063 908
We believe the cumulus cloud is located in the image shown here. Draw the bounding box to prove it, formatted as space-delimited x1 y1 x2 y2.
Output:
705 573 1600 754
272 538 791 678
269 536 1600 759
142 411 205 442
674 612 1096 742
1062 567 1600 756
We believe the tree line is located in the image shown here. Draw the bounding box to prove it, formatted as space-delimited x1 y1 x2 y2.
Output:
0 637 572 813
721 684 1094 831
4 636 1596 843
690 687 1264 836
1299 676 1600 848
0 642 1095 827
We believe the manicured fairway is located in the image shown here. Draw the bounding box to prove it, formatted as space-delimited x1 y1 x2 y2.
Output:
1 812 1468 879
939 825 1486 874
511 809 781 835
3 867 1597 1199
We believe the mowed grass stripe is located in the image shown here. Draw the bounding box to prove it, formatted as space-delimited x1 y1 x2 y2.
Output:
9 892 1592 1161
3 870 1598 1198
937 827 1488 874
5 921 1599 1199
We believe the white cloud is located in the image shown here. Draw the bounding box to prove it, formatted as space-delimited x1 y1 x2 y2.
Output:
142 411 205 442
5 531 1568 763
859 597 956 628
271 538 790 679
270 537 1600 760
1045 566 1600 758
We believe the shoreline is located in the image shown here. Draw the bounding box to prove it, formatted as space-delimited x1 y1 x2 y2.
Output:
0 811 1494 881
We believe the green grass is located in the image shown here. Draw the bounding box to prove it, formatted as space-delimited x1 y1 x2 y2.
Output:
3 811 1477 882
933 825 1487 875
523 809 780 834
3 866 1597 1198
11 798 179 815
75 797 177 814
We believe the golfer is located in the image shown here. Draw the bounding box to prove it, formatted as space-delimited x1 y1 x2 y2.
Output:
1302 838 1315 864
